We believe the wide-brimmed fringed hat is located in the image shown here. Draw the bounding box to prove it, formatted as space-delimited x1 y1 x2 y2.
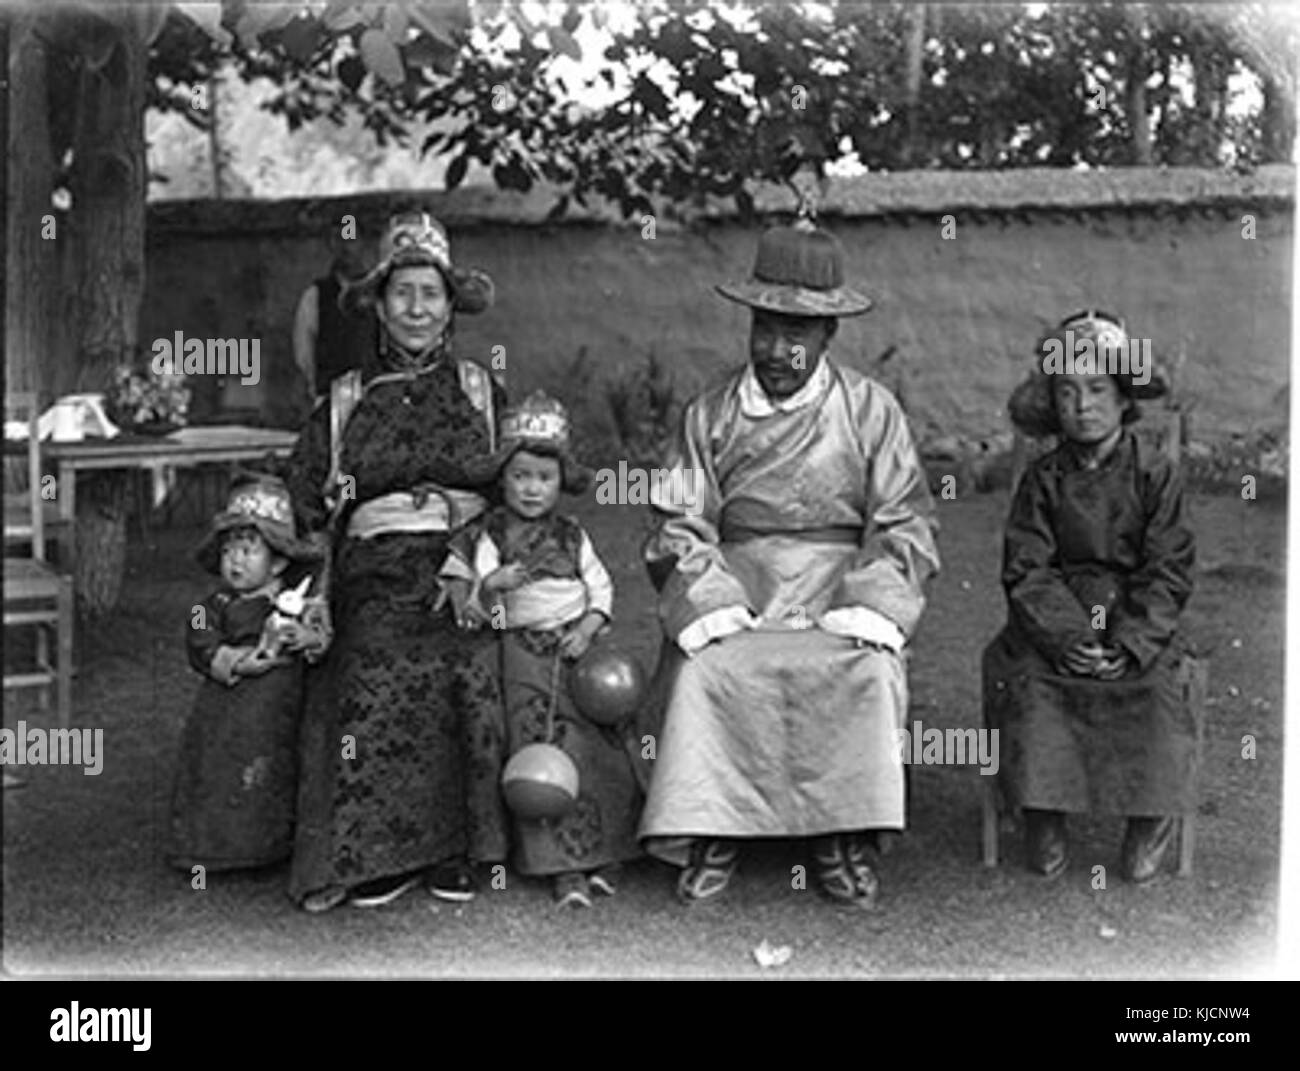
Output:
717 216 872 318
195 473 323 575
1008 310 1168 438
464 391 593 495
341 210 494 316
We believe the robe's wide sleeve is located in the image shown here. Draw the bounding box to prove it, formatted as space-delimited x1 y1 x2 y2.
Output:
1002 462 1095 665
187 592 242 686
829 387 940 640
1109 457 1195 670
644 396 755 643
284 401 332 537
577 530 615 621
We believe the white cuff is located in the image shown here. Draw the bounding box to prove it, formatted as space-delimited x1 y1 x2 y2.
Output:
817 607 905 653
677 606 757 656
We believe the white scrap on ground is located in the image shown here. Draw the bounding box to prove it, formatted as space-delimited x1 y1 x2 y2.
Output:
753 940 793 968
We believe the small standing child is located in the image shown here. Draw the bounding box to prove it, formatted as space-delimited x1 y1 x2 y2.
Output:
168 473 330 873
983 311 1197 883
440 392 643 908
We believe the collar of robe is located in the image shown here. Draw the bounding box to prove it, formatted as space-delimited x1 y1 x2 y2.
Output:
368 331 453 384
1063 426 1131 473
738 354 833 417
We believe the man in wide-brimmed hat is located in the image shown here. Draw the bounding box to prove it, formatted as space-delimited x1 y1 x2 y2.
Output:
639 217 940 909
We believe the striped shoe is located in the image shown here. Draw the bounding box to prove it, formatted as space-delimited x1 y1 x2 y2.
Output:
677 839 740 904
814 833 880 910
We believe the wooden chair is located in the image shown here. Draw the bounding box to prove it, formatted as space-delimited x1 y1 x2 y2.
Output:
4 393 74 726
983 405 1204 877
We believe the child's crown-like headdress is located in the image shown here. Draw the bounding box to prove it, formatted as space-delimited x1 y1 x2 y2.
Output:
463 390 592 495
499 391 573 452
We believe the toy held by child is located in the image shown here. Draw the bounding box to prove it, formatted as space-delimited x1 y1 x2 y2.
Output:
254 574 318 661
440 392 643 908
983 311 1197 884
167 473 329 873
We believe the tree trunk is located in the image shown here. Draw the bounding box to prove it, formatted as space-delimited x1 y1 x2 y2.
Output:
1125 7 1152 166
64 6 147 385
5 10 68 401
1 14 8 383
901 4 925 167
208 71 224 198
1127 73 1152 164
1261 76 1295 163
12 4 147 619
67 7 147 618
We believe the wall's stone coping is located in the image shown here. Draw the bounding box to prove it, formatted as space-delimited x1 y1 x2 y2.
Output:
147 165 1295 238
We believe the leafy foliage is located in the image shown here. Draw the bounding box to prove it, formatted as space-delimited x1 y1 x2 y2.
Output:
604 348 686 470
146 1 1298 220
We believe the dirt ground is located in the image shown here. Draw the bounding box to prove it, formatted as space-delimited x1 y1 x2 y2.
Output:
1 485 1286 978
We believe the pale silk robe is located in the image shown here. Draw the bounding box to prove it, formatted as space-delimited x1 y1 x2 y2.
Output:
638 357 940 863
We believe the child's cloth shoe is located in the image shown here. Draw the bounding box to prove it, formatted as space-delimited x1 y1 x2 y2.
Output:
425 860 478 902
1024 808 1069 878
1121 815 1176 883
588 864 621 897
554 872 593 909
301 885 347 913
349 872 420 908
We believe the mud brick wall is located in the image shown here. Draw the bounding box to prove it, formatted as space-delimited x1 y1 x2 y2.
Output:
143 169 1292 447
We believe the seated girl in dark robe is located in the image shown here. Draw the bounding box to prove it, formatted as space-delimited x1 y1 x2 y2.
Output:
983 311 1197 883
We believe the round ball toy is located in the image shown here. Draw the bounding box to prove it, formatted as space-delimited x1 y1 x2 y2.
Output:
569 646 647 726
501 743 579 820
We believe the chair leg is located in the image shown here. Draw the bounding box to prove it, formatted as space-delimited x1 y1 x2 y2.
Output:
982 781 1000 867
1177 813 1195 877
36 624 51 711
1179 657 1206 879
58 576 74 727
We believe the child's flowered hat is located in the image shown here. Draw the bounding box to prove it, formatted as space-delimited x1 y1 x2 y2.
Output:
1008 310 1168 438
464 391 593 495
194 472 323 575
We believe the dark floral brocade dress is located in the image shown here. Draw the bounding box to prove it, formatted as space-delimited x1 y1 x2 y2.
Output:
284 352 510 902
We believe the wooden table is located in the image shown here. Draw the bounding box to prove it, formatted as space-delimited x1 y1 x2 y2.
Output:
44 424 298 573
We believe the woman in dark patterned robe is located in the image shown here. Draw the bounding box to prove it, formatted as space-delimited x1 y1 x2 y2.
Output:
284 212 510 912
983 311 1197 884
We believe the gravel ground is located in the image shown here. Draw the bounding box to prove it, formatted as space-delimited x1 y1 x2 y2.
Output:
2 488 1285 978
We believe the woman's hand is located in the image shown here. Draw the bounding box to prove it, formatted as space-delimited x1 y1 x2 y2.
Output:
234 645 292 677
558 614 604 661
276 620 307 650
1091 645 1134 681
1057 640 1107 677
277 616 331 662
443 578 493 630
483 562 529 593
295 597 334 662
